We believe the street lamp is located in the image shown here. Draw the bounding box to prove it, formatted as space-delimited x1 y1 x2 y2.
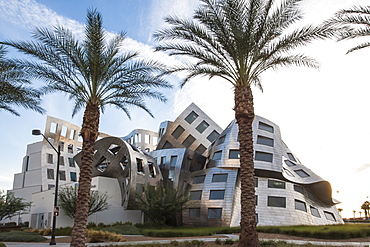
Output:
32 129 60 245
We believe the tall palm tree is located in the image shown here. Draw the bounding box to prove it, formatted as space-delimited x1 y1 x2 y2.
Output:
2 9 171 247
0 45 44 116
154 0 332 245
331 6 370 54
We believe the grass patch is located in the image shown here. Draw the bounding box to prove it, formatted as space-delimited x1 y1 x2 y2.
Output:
0 230 46 242
101 224 141 235
140 226 240 237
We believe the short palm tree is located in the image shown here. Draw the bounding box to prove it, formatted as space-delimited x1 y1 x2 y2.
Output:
154 0 332 245
0 45 44 116
2 9 171 247
331 6 370 53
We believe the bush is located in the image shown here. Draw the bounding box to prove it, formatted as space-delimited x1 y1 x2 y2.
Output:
0 231 46 242
101 225 141 235
38 228 51 236
224 239 234 245
55 227 73 236
87 229 126 243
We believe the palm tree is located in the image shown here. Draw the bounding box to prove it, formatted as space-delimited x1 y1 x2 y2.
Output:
331 6 370 54
361 201 370 220
154 0 332 245
0 45 44 116
2 9 171 247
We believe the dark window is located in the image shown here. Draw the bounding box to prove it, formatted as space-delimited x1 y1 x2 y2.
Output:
68 144 73 153
137 158 144 174
212 151 222 160
70 172 77 182
182 135 196 148
148 162 156 178
324 211 336 221
229 150 240 159
268 180 286 189
172 125 185 139
59 156 65 166
295 200 307 212
209 190 225 200
196 120 209 133
284 160 296 166
208 208 222 218
287 153 297 162
47 153 53 164
189 208 200 218
294 185 304 194
59 171 66 181
218 135 226 145
254 177 258 187
295 169 310 178
258 122 274 133
207 130 220 142
162 141 173 149
310 206 321 217
255 151 273 162
193 175 206 184
185 111 199 124
267 196 286 208
47 169 54 179
170 156 177 167
48 184 55 190
257 135 274 147
212 173 228 182
161 156 167 166
190 190 202 200
195 144 207 154
59 141 64 152
68 158 75 167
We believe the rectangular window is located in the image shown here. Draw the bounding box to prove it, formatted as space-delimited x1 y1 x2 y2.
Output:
267 196 286 208
137 158 144 174
254 177 258 187
47 153 53 164
189 208 201 218
207 130 220 143
69 129 76 140
287 153 297 162
258 122 274 133
229 150 240 159
47 169 54 179
324 211 336 221
284 160 296 166
212 173 228 182
170 156 177 167
171 125 185 139
50 122 58 133
310 206 321 218
295 169 310 178
61 126 68 137
190 190 202 200
70 172 77 182
209 190 225 200
148 162 156 178
193 175 206 184
145 134 150 144
185 111 199 124
268 179 286 189
68 158 75 167
153 136 158 145
196 120 209 133
182 135 196 148
59 171 66 181
163 141 173 149
294 185 304 194
48 184 55 190
208 208 222 219
257 136 274 147
59 156 65 166
295 199 307 212
59 141 64 152
68 144 73 154
161 156 167 166
195 144 207 154
255 151 273 162
218 135 226 145
212 151 222 160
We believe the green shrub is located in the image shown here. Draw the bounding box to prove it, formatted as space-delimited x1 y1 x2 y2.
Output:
55 227 72 236
87 222 97 228
224 238 234 245
101 225 141 235
0 243 6 247
215 238 222 245
0 231 46 242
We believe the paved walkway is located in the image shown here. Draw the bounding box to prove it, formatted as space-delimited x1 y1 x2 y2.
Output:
3 235 370 246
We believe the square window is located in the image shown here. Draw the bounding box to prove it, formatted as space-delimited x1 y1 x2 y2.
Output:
195 144 207 154
47 169 54 179
324 211 336 221
295 169 310 178
258 122 274 133
195 120 209 133
47 153 53 164
68 158 75 167
257 135 274 147
70 172 77 182
294 185 304 194
212 173 228 182
182 135 196 148
207 130 220 142
268 180 285 189
209 190 225 200
295 199 307 212
310 206 321 218
190 190 202 200
193 175 206 184
59 171 66 181
255 151 273 162
218 135 226 145
229 150 240 159
267 196 286 208
212 151 222 160
189 208 200 218
185 111 199 124
287 153 297 162
208 208 222 218
171 125 185 139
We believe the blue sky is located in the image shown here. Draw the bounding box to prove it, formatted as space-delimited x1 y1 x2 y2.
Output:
1 0 370 218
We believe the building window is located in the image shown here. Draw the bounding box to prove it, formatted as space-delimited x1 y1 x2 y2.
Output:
47 169 54 179
267 196 286 208
207 130 220 142
257 135 274 147
161 156 167 166
209 190 225 200
254 177 258 187
61 126 68 137
135 133 141 143
255 151 273 162
294 185 304 194
195 144 207 154
212 173 228 182
208 208 222 218
148 162 156 178
258 122 274 133
229 150 240 159
182 135 196 148
310 206 321 217
295 200 307 212
169 156 177 167
196 120 209 133
68 144 73 154
268 180 285 189
185 111 199 124
218 135 226 145
295 169 310 178
69 129 76 140
212 151 222 160
284 160 296 166
59 141 64 152
193 175 206 184
190 190 202 200
48 184 55 190
189 208 201 218
287 153 297 162
163 141 173 149
171 125 185 139
59 171 66 181
70 172 77 182
68 158 75 167
145 134 150 144
59 156 65 166
153 136 158 145
137 158 144 174
324 211 336 221
47 153 53 164
50 122 58 133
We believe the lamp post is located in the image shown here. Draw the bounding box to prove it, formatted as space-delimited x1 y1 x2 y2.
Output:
32 129 60 245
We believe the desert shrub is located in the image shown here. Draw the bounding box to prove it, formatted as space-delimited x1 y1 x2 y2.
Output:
87 229 126 243
38 228 51 236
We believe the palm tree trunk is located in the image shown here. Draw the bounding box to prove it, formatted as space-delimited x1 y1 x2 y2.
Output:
71 102 100 247
235 85 259 247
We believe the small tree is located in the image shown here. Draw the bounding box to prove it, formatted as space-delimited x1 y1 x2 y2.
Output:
135 183 189 228
0 191 31 222
58 186 109 219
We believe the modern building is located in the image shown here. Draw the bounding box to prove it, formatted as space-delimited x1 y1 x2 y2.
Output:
3 103 343 228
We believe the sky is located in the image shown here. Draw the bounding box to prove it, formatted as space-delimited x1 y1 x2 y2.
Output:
0 0 369 219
